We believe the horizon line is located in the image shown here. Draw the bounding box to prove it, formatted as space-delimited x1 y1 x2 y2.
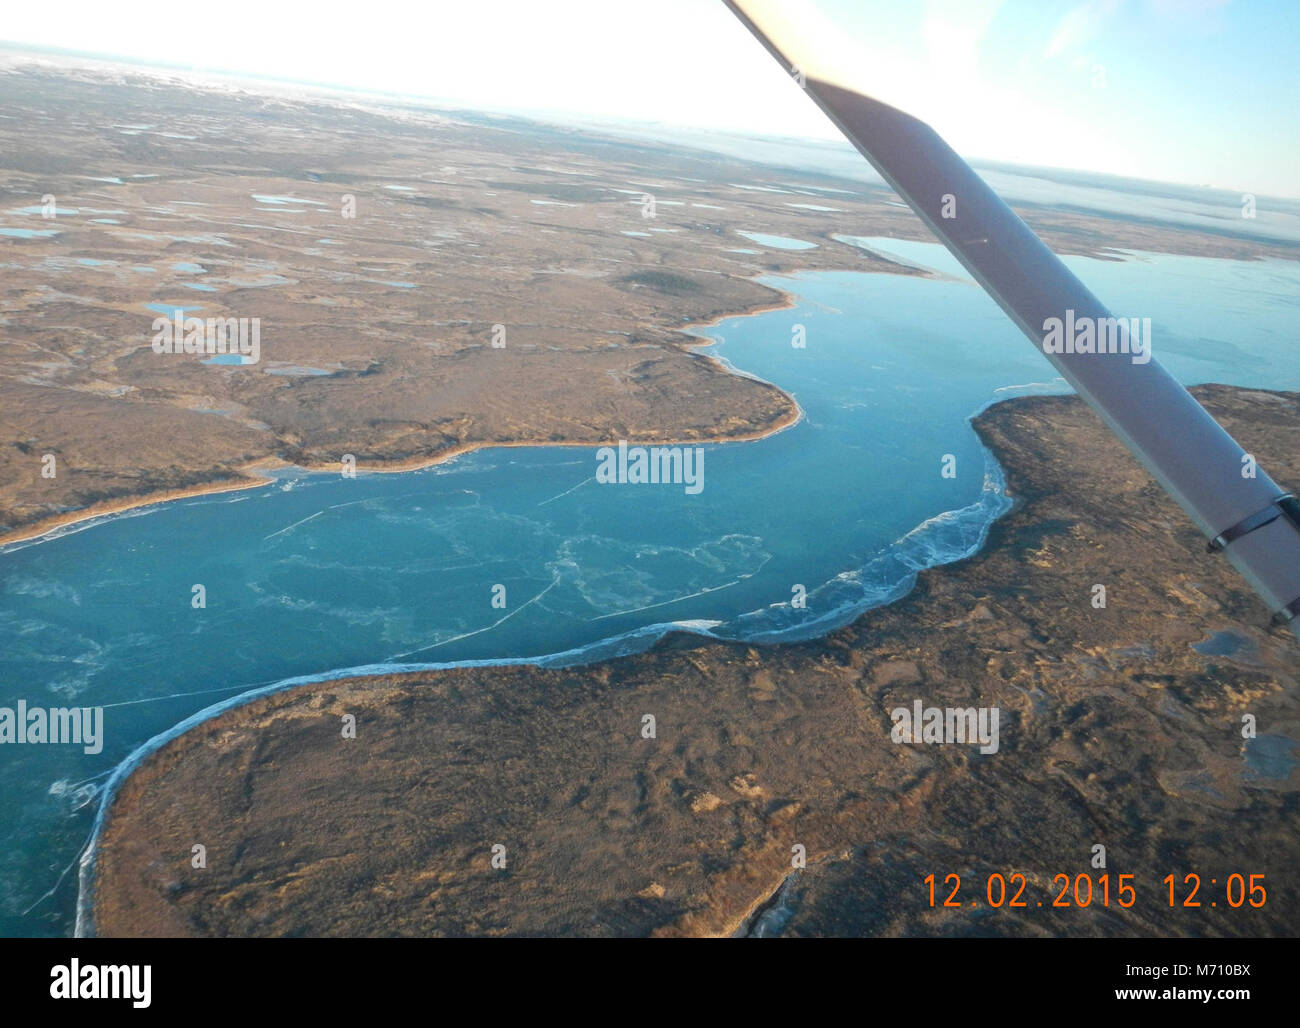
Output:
2 39 1298 204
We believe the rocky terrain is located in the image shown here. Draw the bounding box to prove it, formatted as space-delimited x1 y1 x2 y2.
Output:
91 384 1300 938
3 61 1294 544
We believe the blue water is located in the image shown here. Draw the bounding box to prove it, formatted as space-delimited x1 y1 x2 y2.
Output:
200 354 254 366
1245 735 1300 781
3 242 1299 937
738 230 818 250
264 366 334 377
144 303 202 318
1193 630 1253 657
251 194 327 207
6 206 78 217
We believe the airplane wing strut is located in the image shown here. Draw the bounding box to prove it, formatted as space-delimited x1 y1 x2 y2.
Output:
724 0 1300 640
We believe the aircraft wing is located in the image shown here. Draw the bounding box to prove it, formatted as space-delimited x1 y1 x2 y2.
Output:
724 0 1300 639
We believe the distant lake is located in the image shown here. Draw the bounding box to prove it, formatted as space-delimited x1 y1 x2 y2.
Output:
2 241 1299 937
737 230 818 250
144 303 202 318
200 354 255 365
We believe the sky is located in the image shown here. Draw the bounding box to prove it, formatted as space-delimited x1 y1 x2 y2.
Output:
3 0 1298 197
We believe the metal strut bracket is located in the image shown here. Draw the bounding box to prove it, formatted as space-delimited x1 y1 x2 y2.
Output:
1207 494 1299 553
1205 495 1300 625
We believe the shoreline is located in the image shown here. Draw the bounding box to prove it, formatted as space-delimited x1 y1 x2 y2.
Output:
7 230 1289 554
0 460 285 550
0 283 804 551
84 384 1300 938
74 381 1008 937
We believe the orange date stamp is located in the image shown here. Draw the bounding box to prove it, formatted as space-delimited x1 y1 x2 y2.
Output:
924 872 1268 909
